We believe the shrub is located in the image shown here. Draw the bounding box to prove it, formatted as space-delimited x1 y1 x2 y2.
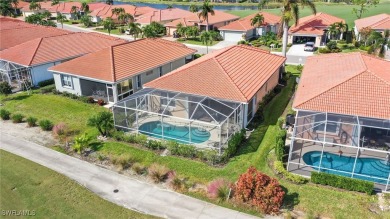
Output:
0 82 12 95
273 161 307 184
223 129 245 159
52 122 67 137
338 40 346 44
134 134 148 146
207 179 231 202
87 111 114 136
326 41 338 50
318 47 331 53
72 133 92 154
111 154 136 170
39 119 53 131
97 99 105 106
123 133 137 143
275 129 286 161
37 79 55 87
146 140 164 150
26 116 37 127
193 54 203 59
276 117 285 129
168 141 196 158
62 91 72 97
170 177 185 191
311 172 374 195
234 166 285 214
0 109 11 120
11 113 24 123
52 89 61 95
132 162 146 175
148 163 169 183
40 84 55 94
199 149 219 165
296 64 303 72
79 96 95 104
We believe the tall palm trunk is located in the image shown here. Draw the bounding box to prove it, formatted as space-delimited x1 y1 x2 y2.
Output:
206 18 209 32
282 20 289 57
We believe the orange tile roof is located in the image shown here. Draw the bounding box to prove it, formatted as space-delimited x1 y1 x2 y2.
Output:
145 45 286 102
293 53 390 120
55 2 82 13
12 1 29 9
355 13 390 31
0 32 125 66
182 10 239 26
0 24 69 50
289 12 344 35
219 12 281 31
48 38 196 83
21 1 54 12
87 2 108 12
165 18 196 27
0 17 34 30
89 5 155 19
136 8 194 24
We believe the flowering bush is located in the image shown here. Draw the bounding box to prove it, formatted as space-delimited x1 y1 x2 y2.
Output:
52 122 67 137
234 166 285 214
207 178 231 202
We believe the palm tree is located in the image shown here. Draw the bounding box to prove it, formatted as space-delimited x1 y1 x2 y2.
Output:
200 31 213 54
259 0 316 57
367 30 389 58
167 4 173 9
119 13 133 25
176 23 188 39
56 13 67 29
198 0 214 32
81 2 89 14
250 13 264 37
29 1 41 11
328 23 339 40
51 0 59 6
0 0 15 17
128 22 142 40
11 0 18 15
336 22 348 40
103 18 115 35
189 4 199 13
112 8 126 32
70 6 79 20
106 0 114 5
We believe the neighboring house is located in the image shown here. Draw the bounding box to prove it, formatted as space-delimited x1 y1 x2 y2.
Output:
89 5 155 23
0 33 125 90
288 12 344 47
136 8 194 26
48 39 195 104
21 1 55 17
165 18 195 36
112 45 285 152
354 14 390 41
54 2 82 20
11 0 30 15
219 12 281 42
288 52 390 190
0 18 69 50
165 10 239 35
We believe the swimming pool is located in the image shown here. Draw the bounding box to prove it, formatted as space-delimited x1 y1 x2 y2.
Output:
303 151 390 184
138 121 211 144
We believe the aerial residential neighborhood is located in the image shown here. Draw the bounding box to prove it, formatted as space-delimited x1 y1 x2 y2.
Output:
0 0 389 218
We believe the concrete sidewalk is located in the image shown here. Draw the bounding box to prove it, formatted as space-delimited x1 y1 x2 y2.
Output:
0 133 272 219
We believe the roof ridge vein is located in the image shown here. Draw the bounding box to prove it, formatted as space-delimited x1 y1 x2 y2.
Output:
110 46 116 82
28 38 43 66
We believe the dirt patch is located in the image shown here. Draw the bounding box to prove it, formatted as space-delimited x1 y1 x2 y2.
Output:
0 120 59 147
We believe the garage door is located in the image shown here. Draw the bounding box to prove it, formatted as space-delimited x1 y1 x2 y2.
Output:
222 31 244 42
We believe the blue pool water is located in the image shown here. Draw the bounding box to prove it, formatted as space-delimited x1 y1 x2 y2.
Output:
303 151 390 184
138 121 210 144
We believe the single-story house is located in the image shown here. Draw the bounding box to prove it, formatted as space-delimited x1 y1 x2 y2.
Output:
48 39 196 104
0 19 69 50
136 8 194 26
354 13 390 41
54 2 83 20
11 0 30 15
112 45 286 151
21 1 54 17
89 5 155 23
219 12 281 42
165 10 239 35
288 12 344 47
0 32 126 90
288 52 390 190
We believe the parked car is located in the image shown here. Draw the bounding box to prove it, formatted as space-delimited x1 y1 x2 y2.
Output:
125 29 131 35
304 42 315 51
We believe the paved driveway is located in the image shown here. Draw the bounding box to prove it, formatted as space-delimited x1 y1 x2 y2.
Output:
285 44 314 65
0 133 278 219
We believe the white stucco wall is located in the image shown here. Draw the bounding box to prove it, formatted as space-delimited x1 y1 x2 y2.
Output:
171 58 185 70
30 62 61 86
53 72 82 95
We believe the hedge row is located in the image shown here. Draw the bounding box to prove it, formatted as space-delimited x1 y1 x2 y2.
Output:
311 172 374 195
273 161 307 184
275 129 286 162
37 79 55 87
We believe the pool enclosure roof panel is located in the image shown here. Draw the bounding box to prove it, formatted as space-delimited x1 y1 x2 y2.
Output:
115 88 243 125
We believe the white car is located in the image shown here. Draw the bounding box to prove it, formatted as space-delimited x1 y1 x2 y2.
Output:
125 29 131 35
304 42 315 51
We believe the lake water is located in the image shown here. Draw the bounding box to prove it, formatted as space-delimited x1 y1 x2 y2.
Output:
113 1 259 11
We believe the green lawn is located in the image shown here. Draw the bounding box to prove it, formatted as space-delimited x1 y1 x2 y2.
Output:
0 92 106 135
95 27 125 35
177 38 220 46
0 150 157 218
227 1 390 27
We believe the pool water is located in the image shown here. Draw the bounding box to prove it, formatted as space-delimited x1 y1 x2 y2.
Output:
138 121 211 144
303 151 390 184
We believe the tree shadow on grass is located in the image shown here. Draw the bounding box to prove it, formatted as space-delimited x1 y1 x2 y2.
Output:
3 94 31 102
281 185 300 210
90 141 103 151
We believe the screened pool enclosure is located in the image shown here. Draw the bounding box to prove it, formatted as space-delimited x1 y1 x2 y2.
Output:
113 88 244 153
288 110 390 190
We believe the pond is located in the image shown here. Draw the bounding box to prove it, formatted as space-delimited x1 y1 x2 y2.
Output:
113 1 259 11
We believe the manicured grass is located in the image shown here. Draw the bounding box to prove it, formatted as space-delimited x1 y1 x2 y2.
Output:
0 92 106 135
0 150 156 218
95 27 124 35
285 65 301 77
227 1 390 27
177 38 220 46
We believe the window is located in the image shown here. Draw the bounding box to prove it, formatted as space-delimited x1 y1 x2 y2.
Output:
117 79 133 100
136 75 142 89
61 75 72 88
159 66 163 77
247 98 254 119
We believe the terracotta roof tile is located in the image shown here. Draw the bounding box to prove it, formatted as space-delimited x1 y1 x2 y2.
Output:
219 12 281 31
136 8 194 24
0 17 35 30
293 53 390 119
0 32 125 66
165 18 196 27
182 10 239 26
48 38 196 83
0 24 69 51
289 12 344 35
355 13 390 31
145 45 286 102
89 5 155 19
